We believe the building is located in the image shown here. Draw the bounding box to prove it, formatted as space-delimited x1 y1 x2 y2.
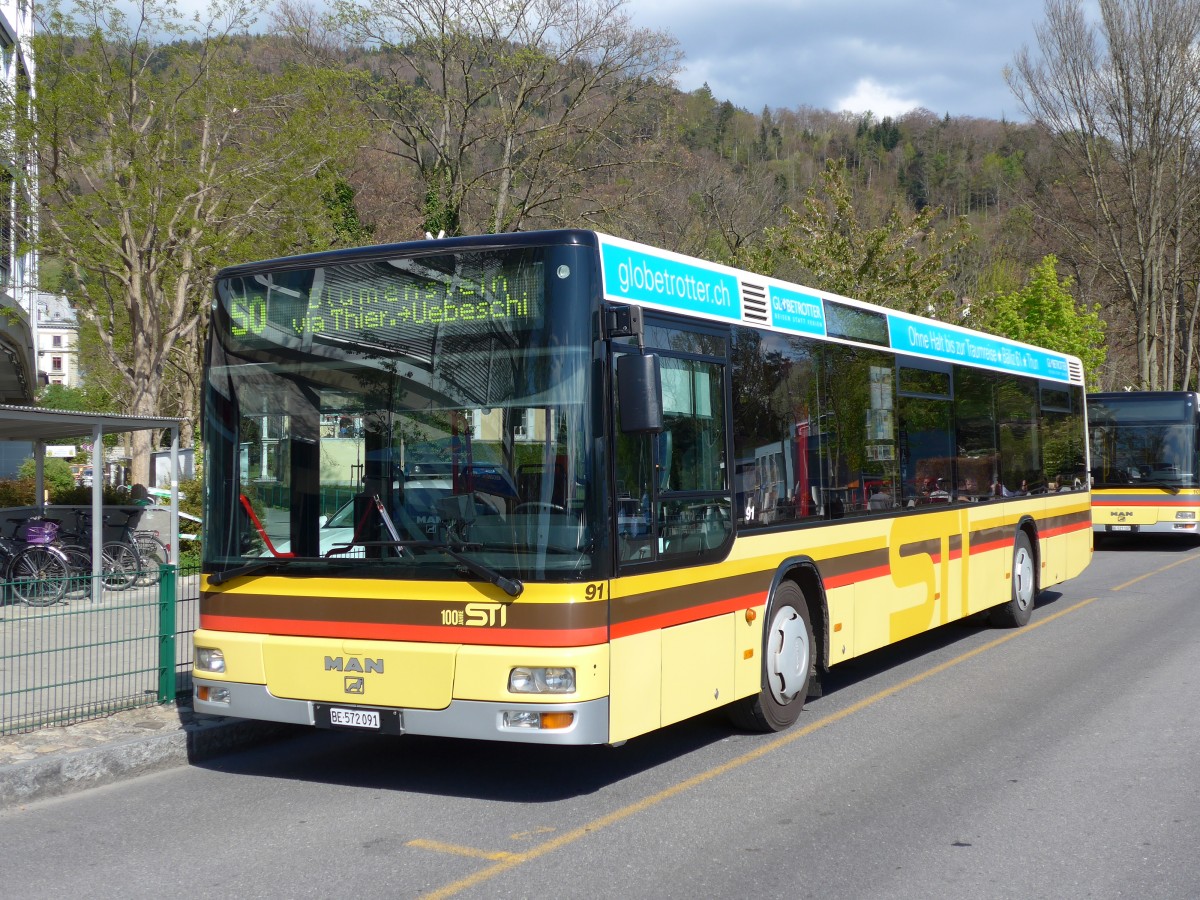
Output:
0 0 39 406
35 291 78 387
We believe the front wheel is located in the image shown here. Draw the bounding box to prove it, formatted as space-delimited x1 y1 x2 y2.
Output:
9 546 69 606
990 530 1037 628
58 544 93 599
728 580 814 732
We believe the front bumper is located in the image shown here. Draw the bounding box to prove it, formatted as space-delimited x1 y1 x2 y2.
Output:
193 679 611 745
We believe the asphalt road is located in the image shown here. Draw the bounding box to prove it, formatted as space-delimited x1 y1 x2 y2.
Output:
2 535 1199 899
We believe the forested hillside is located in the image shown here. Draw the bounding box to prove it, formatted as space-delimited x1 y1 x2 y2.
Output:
12 0 1200 451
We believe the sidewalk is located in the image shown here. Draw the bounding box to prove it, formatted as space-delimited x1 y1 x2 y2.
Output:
0 702 297 811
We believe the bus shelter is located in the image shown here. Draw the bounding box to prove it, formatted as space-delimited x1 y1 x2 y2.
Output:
0 406 183 599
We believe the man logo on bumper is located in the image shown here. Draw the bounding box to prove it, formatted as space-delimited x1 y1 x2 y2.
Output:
325 656 384 674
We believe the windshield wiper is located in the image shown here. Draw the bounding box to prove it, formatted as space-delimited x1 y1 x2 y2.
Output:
209 556 325 585
429 541 524 598
333 494 523 597
339 538 524 598
1130 479 1181 495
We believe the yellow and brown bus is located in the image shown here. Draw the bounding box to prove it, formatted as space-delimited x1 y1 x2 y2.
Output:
1088 391 1200 539
194 230 1092 744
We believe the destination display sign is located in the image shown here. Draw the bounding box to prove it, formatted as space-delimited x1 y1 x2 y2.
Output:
219 255 545 344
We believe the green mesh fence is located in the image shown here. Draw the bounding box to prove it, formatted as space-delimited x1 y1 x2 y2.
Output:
0 563 200 735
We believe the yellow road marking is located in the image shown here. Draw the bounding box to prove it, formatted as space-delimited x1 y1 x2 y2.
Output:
407 839 515 861
424 595 1098 899
1109 552 1200 592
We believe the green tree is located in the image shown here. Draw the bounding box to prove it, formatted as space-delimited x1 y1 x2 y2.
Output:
743 158 974 317
8 0 365 481
977 255 1107 387
37 383 91 412
18 457 77 497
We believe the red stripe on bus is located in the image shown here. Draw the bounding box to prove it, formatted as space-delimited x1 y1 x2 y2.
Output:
1040 520 1091 539
969 538 1011 555
823 563 890 589
198 615 608 647
610 592 767 638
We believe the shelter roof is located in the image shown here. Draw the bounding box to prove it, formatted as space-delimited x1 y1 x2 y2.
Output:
0 405 183 441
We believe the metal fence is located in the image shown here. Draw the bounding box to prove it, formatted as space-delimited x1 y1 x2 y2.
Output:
0 563 200 735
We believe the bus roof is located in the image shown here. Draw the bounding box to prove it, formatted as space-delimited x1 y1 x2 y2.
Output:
216 228 1084 386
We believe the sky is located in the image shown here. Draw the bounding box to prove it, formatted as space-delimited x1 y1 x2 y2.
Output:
147 0 1052 121
625 0 1051 120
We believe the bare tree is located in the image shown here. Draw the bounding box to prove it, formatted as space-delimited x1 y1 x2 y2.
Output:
1007 0 1200 389
326 0 681 235
603 144 786 263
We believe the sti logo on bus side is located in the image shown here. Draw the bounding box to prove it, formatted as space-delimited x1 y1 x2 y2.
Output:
324 656 384 674
440 602 508 627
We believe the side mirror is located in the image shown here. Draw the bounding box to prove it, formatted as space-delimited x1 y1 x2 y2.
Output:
617 353 664 434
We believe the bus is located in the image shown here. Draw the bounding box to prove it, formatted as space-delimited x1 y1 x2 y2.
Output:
193 230 1092 745
1087 391 1200 538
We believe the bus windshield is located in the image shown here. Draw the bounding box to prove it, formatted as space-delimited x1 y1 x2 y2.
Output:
1089 394 1199 487
203 242 600 581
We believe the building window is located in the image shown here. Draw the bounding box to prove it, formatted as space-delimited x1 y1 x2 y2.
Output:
52 335 62 348
51 356 63 372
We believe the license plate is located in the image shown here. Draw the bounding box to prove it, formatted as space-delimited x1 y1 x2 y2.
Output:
329 707 380 729
1110 525 1132 532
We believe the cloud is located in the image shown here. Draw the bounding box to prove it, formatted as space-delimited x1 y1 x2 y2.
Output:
834 78 923 118
628 0 1045 119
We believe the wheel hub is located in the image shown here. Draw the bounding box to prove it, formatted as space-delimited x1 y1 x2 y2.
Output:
1013 546 1034 609
767 607 810 704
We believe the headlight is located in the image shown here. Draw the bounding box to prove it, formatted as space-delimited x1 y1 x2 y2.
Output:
196 647 226 673
502 710 574 730
508 666 575 694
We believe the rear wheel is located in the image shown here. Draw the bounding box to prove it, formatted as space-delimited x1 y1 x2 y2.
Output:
728 580 813 732
101 542 140 591
134 535 168 587
990 530 1036 627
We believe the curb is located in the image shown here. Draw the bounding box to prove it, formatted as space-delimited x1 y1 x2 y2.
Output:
0 716 297 811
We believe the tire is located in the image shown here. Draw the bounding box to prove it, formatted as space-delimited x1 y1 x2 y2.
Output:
728 580 814 732
990 529 1037 628
101 542 140 591
9 546 69 606
134 535 168 587
58 544 93 599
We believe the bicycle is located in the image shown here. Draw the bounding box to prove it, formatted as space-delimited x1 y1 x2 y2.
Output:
103 509 165 588
1 517 70 606
131 528 170 586
53 510 143 593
